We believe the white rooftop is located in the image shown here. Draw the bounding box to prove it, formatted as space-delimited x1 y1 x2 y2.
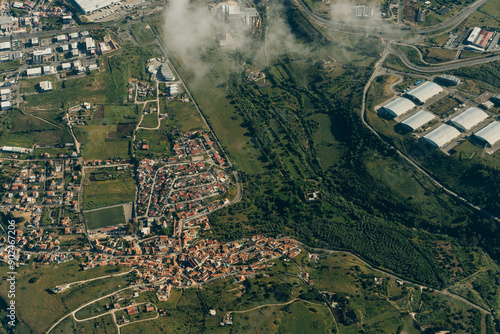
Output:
401 110 435 131
423 124 461 148
474 121 500 147
383 97 416 117
450 107 488 131
72 0 118 14
406 81 444 104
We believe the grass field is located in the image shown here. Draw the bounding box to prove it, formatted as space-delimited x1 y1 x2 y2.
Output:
418 47 457 64
84 205 126 230
0 109 73 147
83 173 135 210
130 22 157 45
307 113 345 170
168 51 265 174
140 113 159 128
20 75 57 94
92 104 141 125
0 261 130 334
75 124 131 160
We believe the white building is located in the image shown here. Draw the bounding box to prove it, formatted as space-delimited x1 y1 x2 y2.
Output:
450 107 488 131
423 124 461 148
60 63 72 71
474 121 500 147
71 0 118 14
32 48 52 63
0 88 10 100
400 110 435 131
26 67 42 77
39 81 53 91
405 81 444 104
382 97 416 118
0 41 11 51
466 27 481 44
85 37 95 52
43 65 55 75
1 100 11 110
158 64 175 81
56 34 67 42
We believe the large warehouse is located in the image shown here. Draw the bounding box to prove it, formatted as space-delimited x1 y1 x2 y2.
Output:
71 0 117 14
423 124 461 148
450 107 488 131
382 97 416 118
405 81 444 104
474 121 500 147
400 110 435 131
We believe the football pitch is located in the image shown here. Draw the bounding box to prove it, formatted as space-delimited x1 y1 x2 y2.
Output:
84 205 126 230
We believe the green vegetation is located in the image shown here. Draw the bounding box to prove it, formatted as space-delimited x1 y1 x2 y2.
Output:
140 113 159 128
75 124 131 160
0 261 130 333
84 206 126 230
130 22 156 45
92 104 141 125
0 109 73 147
417 46 457 64
83 169 135 210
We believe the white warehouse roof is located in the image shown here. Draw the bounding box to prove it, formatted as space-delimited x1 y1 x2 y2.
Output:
383 97 416 117
474 121 500 147
423 124 461 148
401 110 435 131
71 0 117 14
450 107 488 131
405 81 444 104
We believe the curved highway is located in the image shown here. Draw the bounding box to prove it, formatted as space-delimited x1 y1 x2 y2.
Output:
294 0 488 38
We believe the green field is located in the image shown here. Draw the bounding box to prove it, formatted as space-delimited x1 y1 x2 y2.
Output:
0 261 130 334
140 113 159 128
84 205 127 230
92 104 141 125
130 22 157 45
20 75 57 94
0 109 73 147
75 124 131 160
83 171 135 210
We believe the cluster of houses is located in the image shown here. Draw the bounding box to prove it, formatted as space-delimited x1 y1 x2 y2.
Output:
135 130 231 219
78 235 300 290
1 157 82 227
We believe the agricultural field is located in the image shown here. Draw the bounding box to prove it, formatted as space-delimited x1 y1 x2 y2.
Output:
0 109 73 147
140 113 159 128
427 95 461 116
130 22 156 45
75 124 131 160
0 261 131 334
82 169 135 210
91 104 141 125
84 205 127 230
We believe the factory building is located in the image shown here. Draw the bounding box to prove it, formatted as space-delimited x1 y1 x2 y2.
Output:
465 27 493 48
473 121 500 147
26 67 42 77
491 94 500 105
159 64 175 81
382 97 416 118
400 110 435 131
38 81 53 92
1 101 11 110
354 5 374 18
450 107 488 131
435 75 461 86
405 81 444 104
423 124 461 148
0 41 11 51
71 0 118 14
32 48 52 63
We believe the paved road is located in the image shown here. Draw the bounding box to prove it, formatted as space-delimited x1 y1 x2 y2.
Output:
390 45 500 72
304 244 492 315
294 0 488 38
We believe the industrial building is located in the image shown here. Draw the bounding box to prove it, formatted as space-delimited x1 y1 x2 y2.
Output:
353 5 374 18
216 1 260 29
1 101 11 110
465 27 493 48
39 81 53 92
400 110 435 131
1 146 33 153
158 64 175 81
32 48 52 63
474 121 500 147
405 81 444 104
26 67 42 77
71 0 118 14
382 97 416 118
436 75 461 86
423 124 461 148
450 107 488 131
491 94 500 105
0 41 11 51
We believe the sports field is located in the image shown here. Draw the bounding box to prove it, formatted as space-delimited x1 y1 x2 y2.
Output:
84 205 126 230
